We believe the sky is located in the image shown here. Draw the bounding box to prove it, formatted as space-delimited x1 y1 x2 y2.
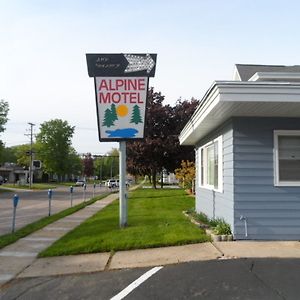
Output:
1 0 300 155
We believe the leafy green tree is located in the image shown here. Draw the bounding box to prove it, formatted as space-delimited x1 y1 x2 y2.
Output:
14 144 32 167
94 148 119 180
66 147 83 178
0 146 17 164
36 119 75 181
130 105 143 124
0 100 9 133
0 100 9 162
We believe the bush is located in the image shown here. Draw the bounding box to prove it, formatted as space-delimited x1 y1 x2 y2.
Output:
189 210 231 235
194 212 210 224
213 220 231 235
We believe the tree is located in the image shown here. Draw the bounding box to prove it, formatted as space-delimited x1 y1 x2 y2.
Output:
14 144 33 168
127 88 199 188
83 153 94 177
0 100 9 162
0 146 17 164
94 148 119 180
175 160 195 189
36 119 75 181
66 147 83 178
0 100 9 133
130 105 143 124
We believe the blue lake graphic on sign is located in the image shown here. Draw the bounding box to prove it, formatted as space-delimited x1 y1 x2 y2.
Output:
106 128 139 138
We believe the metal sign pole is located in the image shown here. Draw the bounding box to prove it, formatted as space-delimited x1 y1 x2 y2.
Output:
119 141 127 228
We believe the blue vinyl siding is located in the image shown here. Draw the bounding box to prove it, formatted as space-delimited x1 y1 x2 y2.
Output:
233 117 300 240
195 122 234 231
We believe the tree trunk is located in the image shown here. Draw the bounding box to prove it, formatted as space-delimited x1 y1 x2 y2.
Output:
160 170 164 189
152 168 157 189
148 173 152 184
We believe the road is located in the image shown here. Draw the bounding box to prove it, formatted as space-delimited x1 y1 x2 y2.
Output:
1 258 300 299
0 185 109 235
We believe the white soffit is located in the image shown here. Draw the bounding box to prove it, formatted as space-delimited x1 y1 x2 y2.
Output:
179 81 300 145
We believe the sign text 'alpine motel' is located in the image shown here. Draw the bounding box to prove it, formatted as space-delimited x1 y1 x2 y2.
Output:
86 53 157 141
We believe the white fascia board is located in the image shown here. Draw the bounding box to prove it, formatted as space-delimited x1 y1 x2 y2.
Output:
179 81 300 146
218 81 300 102
179 82 220 145
249 72 300 82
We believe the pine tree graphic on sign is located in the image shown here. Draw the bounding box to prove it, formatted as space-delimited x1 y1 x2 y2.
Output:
110 104 118 122
103 108 115 127
130 105 143 124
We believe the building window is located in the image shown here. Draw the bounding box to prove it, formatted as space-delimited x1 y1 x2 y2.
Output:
274 130 300 186
199 136 223 192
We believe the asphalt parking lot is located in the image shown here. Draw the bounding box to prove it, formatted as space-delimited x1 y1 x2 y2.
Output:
2 258 300 300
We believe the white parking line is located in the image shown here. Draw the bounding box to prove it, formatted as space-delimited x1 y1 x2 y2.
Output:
110 266 163 300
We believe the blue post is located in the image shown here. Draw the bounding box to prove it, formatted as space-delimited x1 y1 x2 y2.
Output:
70 186 74 207
48 189 53 216
93 182 96 198
12 194 19 233
83 184 87 202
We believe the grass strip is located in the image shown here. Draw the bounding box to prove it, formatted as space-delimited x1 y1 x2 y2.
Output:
2 183 57 190
0 192 110 250
39 188 210 257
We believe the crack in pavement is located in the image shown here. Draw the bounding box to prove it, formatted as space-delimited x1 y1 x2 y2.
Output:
246 260 286 300
2 277 56 300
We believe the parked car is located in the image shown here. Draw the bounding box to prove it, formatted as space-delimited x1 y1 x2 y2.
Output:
106 179 119 188
75 180 86 187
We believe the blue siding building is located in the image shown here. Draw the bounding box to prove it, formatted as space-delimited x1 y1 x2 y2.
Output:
180 65 300 240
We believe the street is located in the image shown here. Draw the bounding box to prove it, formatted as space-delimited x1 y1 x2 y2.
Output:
0 185 108 235
1 258 300 299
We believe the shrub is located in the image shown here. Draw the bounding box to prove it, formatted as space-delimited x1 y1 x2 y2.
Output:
194 212 210 224
213 220 231 235
188 210 231 235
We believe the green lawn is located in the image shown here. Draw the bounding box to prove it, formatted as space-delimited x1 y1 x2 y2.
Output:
2 183 57 190
39 188 209 257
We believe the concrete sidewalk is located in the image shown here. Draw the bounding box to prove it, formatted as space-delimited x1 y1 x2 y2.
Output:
0 193 119 288
9 240 300 282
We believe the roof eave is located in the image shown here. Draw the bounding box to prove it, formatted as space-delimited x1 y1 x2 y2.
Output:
179 81 300 146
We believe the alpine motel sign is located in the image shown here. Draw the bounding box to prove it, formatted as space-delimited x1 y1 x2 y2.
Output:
86 53 157 141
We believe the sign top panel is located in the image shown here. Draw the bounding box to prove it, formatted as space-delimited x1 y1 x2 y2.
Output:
86 53 157 77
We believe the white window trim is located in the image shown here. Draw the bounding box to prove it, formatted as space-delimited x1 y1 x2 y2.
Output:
274 130 300 186
198 135 223 193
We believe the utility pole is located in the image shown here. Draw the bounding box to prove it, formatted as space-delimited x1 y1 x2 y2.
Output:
25 123 35 188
